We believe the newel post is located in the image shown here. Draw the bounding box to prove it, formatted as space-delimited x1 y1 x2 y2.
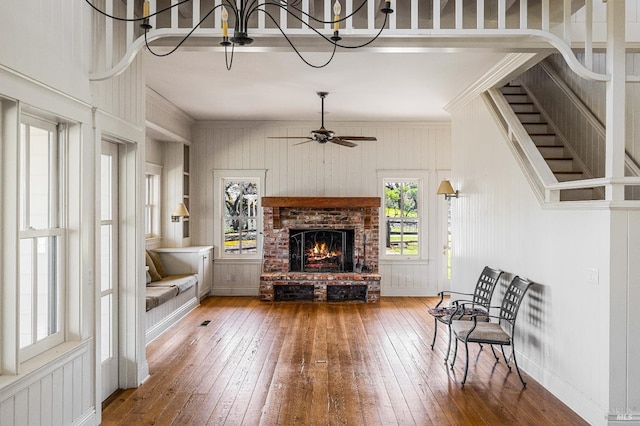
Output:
604 0 626 201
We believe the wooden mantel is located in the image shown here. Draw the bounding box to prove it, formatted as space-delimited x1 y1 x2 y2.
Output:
262 197 380 208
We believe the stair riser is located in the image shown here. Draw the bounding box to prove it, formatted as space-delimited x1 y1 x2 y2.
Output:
517 114 544 123
523 123 549 133
560 189 598 201
511 104 537 113
503 94 530 103
555 173 584 182
546 159 577 172
531 135 559 145
538 147 566 157
501 86 526 95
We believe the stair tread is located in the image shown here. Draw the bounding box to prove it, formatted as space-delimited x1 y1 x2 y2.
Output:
545 157 574 161
555 171 583 174
537 144 564 147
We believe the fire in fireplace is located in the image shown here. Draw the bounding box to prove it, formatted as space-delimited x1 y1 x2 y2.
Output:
289 229 355 272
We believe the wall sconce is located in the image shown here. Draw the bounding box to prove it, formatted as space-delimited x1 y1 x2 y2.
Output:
171 202 190 222
437 180 458 200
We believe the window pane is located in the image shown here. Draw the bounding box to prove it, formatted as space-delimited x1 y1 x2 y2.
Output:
101 155 112 221
19 239 34 348
29 127 52 229
36 236 56 340
101 295 112 362
101 225 113 292
384 179 420 256
224 218 240 254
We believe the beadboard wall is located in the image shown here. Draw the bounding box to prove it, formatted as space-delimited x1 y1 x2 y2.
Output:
189 121 452 297
451 95 640 425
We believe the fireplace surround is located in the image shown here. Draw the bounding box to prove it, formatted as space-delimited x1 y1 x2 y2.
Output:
260 197 381 303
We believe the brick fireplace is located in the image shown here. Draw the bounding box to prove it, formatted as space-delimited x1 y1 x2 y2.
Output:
260 197 381 303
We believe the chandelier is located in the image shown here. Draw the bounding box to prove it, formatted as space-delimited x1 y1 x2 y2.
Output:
86 0 394 70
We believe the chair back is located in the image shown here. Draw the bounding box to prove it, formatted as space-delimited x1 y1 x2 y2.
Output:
471 266 503 310
499 276 533 329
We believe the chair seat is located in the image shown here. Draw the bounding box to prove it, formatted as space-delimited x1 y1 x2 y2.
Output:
428 306 489 323
451 321 511 345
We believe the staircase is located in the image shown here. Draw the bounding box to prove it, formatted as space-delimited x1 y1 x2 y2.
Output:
499 83 603 201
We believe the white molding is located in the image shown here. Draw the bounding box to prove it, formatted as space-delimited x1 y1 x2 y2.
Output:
445 52 542 112
193 120 452 128
145 297 199 345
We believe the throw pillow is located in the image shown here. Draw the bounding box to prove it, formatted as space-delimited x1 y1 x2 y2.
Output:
148 250 168 278
145 251 162 282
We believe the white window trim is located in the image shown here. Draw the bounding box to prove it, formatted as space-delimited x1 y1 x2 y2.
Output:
18 116 66 362
145 162 162 241
213 169 266 260
377 170 429 261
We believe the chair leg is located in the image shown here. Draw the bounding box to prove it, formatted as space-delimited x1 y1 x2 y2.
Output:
490 345 499 361
444 324 453 363
461 340 470 385
512 347 527 386
500 345 512 370
430 318 438 349
450 338 459 369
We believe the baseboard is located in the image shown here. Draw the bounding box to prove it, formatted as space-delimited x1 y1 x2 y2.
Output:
145 298 198 345
75 408 97 426
517 351 605 425
210 286 259 296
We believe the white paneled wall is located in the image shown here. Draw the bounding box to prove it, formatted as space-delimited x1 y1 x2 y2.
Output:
191 121 451 297
0 343 94 426
450 96 633 425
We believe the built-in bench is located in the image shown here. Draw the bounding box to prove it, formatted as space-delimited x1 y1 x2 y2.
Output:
145 250 199 344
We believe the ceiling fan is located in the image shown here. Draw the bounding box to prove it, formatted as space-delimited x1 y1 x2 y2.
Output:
269 92 377 148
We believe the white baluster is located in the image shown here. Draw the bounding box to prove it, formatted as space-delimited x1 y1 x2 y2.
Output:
585 0 593 71
498 0 505 29
456 0 462 30
126 0 134 46
542 0 549 31
433 0 440 30
477 0 484 29
106 0 113 67
172 0 178 29
411 0 418 29
520 0 527 29
193 0 200 28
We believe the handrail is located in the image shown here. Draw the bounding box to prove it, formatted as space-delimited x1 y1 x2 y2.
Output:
89 0 618 80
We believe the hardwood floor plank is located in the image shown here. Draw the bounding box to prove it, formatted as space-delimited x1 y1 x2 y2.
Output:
102 297 588 426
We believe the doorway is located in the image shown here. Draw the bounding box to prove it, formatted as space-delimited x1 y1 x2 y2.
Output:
100 141 119 401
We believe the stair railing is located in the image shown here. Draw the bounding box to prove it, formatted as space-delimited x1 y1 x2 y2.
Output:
486 87 640 205
484 88 559 203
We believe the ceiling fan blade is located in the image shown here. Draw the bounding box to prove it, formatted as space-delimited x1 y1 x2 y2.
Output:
267 136 313 139
330 138 358 148
293 139 314 146
334 136 377 141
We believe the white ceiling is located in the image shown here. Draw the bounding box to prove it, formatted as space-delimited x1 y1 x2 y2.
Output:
144 49 508 123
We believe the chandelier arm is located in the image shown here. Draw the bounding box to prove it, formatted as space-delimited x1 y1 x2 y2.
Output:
84 0 193 23
261 9 338 68
143 4 223 57
224 43 235 70
249 7 340 45
333 12 388 49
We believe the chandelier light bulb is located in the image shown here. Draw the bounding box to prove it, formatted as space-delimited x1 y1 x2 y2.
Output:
333 0 341 32
221 6 229 38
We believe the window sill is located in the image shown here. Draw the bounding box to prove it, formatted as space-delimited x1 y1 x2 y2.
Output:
0 340 90 396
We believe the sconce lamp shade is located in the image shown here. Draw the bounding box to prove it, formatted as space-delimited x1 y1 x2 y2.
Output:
437 180 458 199
171 202 190 222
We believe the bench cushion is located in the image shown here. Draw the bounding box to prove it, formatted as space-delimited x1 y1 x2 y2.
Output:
147 274 197 293
145 286 179 311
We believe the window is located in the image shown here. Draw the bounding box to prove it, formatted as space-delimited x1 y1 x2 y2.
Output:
213 170 265 259
18 116 65 360
378 171 428 260
145 164 162 239
223 179 258 255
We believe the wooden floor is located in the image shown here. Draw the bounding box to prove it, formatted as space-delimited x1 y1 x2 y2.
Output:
102 296 587 425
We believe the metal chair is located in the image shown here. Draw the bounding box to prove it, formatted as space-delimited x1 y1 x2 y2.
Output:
428 266 503 361
450 276 533 386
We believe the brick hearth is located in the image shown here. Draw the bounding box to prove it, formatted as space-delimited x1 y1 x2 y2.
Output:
260 197 381 303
